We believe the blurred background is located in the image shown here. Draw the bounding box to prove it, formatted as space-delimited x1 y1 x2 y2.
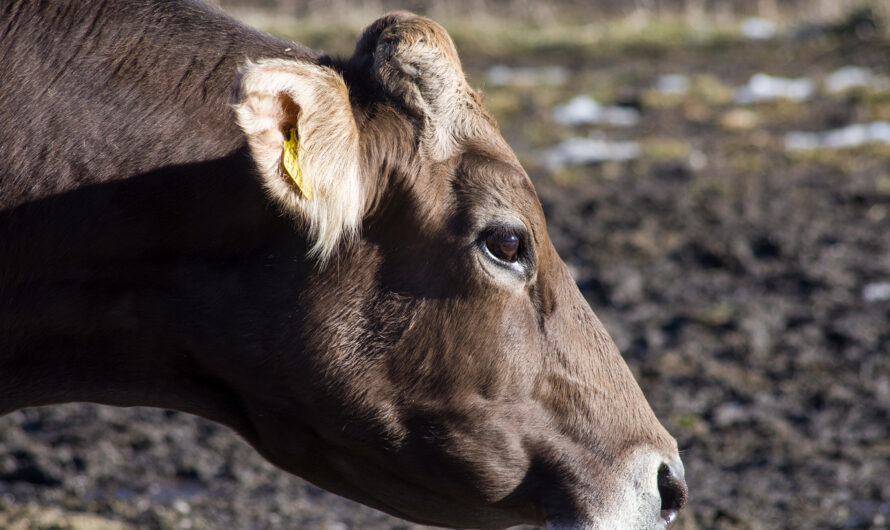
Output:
2 0 889 528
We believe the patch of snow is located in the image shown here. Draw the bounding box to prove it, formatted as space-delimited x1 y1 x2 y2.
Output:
823 122 890 148
786 121 890 151
863 282 890 302
784 131 822 151
734 73 815 104
545 135 640 169
553 96 640 127
486 65 570 87
654 74 690 95
825 66 889 93
741 17 776 40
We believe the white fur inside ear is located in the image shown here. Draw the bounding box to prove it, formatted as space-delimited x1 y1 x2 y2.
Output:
234 58 363 264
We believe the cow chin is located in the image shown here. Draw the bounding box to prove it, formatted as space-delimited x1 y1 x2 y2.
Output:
295 447 540 529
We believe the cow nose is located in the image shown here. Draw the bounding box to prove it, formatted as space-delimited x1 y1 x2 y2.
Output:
657 461 688 527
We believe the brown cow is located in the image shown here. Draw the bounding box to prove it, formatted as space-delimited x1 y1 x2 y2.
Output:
0 1 687 528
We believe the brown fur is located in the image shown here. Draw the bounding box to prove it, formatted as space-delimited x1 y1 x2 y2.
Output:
0 1 685 528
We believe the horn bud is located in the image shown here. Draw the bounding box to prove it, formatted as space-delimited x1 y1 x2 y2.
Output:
353 12 482 159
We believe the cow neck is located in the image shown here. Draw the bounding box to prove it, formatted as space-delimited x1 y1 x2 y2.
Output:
0 148 289 435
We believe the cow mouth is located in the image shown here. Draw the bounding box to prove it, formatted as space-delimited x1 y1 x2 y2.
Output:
545 515 676 530
542 460 687 530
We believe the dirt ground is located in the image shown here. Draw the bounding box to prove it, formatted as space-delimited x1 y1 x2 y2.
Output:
2 5 889 530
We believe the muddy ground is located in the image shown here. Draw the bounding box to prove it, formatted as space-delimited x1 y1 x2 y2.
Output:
2 6 889 530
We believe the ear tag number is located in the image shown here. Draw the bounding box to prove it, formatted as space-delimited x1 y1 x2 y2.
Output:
282 128 312 200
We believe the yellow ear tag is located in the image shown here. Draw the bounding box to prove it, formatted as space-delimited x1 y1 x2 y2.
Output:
282 128 312 200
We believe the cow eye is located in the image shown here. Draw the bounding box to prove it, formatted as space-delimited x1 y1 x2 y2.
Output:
482 228 523 264
485 232 520 262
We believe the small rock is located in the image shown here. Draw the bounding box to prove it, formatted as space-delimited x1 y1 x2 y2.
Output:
720 108 759 130
173 498 191 514
713 402 749 427
863 282 890 302
688 149 708 170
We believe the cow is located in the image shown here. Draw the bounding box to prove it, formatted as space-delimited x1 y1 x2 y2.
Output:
0 1 687 528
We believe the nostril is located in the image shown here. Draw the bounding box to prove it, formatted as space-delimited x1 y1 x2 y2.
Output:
657 463 688 527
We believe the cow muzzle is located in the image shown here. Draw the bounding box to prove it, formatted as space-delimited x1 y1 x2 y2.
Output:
545 450 688 530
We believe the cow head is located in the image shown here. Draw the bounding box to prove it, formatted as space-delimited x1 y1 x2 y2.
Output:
233 12 686 529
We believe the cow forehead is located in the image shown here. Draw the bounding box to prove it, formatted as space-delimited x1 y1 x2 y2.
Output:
360 89 547 238
452 151 545 230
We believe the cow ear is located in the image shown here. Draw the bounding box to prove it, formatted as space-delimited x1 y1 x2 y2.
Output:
353 12 488 161
234 59 363 264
